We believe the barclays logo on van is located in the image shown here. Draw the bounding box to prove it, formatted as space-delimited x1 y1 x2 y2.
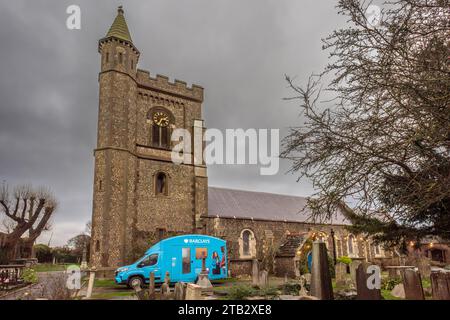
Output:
184 238 210 244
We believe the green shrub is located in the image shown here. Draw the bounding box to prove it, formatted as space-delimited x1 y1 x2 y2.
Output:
381 277 401 291
337 256 352 265
227 285 257 300
22 268 38 284
259 285 280 297
281 282 301 295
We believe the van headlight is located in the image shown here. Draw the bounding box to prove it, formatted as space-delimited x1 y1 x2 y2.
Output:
117 267 129 272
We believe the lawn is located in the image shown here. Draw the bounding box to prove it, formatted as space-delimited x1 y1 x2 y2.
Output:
33 263 79 272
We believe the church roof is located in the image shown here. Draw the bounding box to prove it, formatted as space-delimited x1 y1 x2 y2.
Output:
105 6 133 43
207 187 350 225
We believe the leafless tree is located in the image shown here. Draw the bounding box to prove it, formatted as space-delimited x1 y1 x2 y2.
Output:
0 182 57 263
282 0 449 246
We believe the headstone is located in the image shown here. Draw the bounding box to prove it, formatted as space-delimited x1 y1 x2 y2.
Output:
310 241 333 300
349 260 362 286
355 263 381 300
402 269 425 300
335 262 347 286
391 284 405 299
431 271 450 300
133 284 147 300
251 259 259 286
148 272 156 300
86 270 96 299
416 257 431 279
299 275 308 296
160 271 171 300
259 270 269 287
160 282 170 300
185 283 202 300
174 282 186 300
303 273 311 285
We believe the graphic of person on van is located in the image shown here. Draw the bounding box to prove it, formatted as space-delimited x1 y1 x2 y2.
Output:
211 251 221 275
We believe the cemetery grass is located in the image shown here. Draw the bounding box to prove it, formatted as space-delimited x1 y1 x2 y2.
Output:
33 263 79 272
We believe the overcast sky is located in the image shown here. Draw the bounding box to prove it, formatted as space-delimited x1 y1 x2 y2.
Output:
0 0 350 246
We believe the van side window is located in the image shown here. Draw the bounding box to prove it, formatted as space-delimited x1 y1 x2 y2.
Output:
140 254 158 267
182 248 191 274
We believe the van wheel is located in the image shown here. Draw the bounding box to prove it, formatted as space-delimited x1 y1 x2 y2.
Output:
128 276 143 289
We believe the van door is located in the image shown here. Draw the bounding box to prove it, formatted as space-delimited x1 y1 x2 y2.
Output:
137 253 162 283
180 247 195 281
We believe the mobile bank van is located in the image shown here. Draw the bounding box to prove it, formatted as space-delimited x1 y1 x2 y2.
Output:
115 235 227 287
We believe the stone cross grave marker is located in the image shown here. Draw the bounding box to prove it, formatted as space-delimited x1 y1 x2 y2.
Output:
310 241 333 300
402 269 425 300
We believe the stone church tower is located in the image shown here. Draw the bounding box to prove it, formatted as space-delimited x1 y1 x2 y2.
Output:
90 7 208 268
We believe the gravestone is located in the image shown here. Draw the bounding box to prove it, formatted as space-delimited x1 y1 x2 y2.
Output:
335 262 347 286
355 263 381 300
185 283 202 300
430 271 450 300
310 241 333 300
349 260 362 286
303 273 311 285
299 275 308 296
391 284 405 299
86 270 96 299
148 272 156 300
133 284 147 300
259 270 269 287
174 282 186 300
416 257 431 279
252 259 259 286
402 269 425 300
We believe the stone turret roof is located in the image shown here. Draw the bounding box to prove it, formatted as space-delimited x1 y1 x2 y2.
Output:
207 187 351 225
105 6 133 42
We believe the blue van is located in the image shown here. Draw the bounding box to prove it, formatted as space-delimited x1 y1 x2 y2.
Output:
115 235 227 288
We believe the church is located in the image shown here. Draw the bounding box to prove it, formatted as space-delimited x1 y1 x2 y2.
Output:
90 7 390 276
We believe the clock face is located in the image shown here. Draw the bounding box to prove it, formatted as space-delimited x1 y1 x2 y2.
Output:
153 112 169 127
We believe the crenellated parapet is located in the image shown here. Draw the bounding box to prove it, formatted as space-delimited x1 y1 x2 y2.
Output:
136 69 204 103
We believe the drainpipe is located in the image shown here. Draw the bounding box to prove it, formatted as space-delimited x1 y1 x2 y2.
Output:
331 229 337 265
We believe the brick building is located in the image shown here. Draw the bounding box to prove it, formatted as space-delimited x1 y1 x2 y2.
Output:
90 7 390 275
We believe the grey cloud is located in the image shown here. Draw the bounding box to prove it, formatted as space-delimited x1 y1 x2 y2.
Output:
0 0 346 245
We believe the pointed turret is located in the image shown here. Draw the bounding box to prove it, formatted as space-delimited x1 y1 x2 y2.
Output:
98 6 139 77
105 6 133 43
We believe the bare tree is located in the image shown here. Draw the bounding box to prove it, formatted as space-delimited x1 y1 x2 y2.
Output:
0 182 57 263
282 0 450 247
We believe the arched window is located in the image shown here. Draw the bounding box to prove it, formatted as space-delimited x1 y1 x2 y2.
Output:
347 235 359 257
149 109 172 149
336 239 342 257
155 172 168 195
239 229 256 258
243 230 251 256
